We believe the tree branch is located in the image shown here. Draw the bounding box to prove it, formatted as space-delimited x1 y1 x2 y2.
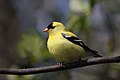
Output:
0 56 120 75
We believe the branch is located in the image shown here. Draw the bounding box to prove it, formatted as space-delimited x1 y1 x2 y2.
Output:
0 56 120 75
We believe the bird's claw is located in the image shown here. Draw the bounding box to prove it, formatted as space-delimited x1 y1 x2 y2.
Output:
57 62 63 67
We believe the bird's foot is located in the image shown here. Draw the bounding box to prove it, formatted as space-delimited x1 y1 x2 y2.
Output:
57 62 63 67
79 58 81 62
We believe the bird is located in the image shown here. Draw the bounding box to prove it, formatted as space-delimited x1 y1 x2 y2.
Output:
43 22 103 64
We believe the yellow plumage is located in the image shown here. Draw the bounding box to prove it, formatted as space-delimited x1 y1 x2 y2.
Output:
48 31 85 62
43 22 102 63
44 22 85 63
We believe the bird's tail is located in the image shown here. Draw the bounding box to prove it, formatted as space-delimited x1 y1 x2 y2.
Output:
89 49 103 57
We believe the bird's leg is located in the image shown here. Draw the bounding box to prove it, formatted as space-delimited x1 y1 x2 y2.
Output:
79 58 81 62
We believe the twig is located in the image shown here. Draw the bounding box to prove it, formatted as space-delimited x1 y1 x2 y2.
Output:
0 56 120 75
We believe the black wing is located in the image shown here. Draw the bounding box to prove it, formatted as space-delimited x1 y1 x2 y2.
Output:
62 33 103 57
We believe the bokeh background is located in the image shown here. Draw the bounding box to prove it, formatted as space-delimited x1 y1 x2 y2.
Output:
0 0 120 80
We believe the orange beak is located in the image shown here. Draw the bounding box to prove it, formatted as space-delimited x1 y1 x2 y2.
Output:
43 28 48 32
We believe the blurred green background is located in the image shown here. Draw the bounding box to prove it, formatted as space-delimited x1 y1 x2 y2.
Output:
0 0 120 80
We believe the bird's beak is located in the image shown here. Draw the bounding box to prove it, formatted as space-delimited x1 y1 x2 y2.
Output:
43 28 48 32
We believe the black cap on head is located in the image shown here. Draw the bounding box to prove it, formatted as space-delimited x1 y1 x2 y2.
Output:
47 23 55 29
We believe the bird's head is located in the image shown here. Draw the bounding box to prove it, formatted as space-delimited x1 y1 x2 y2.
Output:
43 22 65 35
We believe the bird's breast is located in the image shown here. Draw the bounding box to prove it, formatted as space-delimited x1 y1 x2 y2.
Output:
47 34 85 62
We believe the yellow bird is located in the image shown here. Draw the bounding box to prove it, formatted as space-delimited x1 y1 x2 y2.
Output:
43 22 102 64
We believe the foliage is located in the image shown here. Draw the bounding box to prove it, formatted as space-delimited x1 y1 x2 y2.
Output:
17 32 50 66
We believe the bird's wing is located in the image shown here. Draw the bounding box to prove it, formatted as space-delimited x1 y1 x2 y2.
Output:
61 32 103 57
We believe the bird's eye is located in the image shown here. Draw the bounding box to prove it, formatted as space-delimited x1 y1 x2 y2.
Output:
47 23 55 29
51 26 55 29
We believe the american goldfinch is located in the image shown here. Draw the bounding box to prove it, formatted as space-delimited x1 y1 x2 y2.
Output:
43 22 103 63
